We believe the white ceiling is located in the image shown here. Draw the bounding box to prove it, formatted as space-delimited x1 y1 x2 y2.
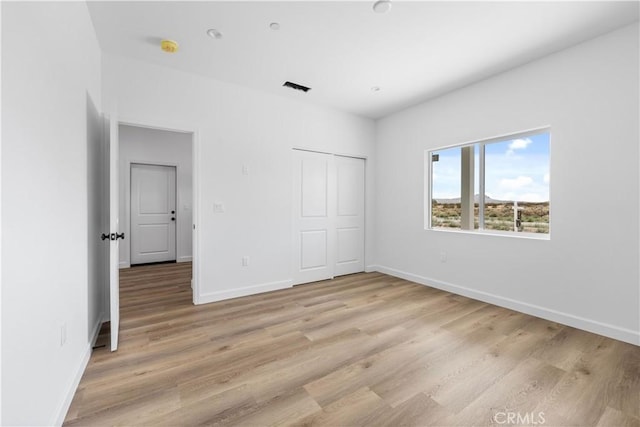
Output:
87 1 639 119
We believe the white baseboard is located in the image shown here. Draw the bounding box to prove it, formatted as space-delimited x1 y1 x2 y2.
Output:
53 315 104 426
364 265 377 273
197 279 293 305
373 265 640 346
118 261 130 269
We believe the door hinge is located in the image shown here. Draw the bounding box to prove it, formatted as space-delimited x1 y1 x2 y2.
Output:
101 232 125 241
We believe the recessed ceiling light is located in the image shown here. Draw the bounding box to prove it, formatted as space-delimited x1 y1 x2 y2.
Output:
206 28 223 39
269 22 280 31
373 0 392 13
371 86 381 92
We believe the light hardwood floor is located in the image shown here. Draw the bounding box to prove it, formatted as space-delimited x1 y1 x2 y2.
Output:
64 262 639 426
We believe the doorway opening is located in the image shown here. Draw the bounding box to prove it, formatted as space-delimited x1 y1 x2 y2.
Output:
119 124 194 270
115 123 197 333
101 116 199 352
117 121 197 324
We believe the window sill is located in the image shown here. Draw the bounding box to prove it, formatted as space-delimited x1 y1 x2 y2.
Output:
427 227 550 240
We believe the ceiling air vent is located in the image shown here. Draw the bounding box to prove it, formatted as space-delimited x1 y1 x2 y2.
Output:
283 81 311 93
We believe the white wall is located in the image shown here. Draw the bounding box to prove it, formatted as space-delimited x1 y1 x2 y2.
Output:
102 54 376 303
119 125 193 267
0 3 3 422
375 23 639 345
1 2 103 425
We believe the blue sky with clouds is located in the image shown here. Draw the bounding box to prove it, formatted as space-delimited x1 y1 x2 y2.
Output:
432 132 550 202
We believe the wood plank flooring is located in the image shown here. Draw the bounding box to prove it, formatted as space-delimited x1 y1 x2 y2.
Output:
64 263 640 426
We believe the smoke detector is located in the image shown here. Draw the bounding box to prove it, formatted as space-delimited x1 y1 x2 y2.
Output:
160 39 179 53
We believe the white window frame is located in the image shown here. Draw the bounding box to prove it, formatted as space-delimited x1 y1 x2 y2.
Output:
425 127 551 240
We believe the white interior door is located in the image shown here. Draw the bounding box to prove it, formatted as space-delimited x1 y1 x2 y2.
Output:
130 164 177 265
107 115 120 352
334 156 365 276
293 150 335 285
293 150 365 285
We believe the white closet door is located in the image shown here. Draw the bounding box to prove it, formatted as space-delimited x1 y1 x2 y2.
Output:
334 156 365 276
293 150 365 285
293 150 335 285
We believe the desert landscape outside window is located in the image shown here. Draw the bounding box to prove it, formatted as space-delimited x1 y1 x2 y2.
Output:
428 129 550 235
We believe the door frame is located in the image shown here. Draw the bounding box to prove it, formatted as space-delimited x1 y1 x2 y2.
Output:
116 116 201 305
128 162 178 266
291 148 368 284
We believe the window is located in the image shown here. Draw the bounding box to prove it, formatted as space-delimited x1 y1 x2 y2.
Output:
428 129 550 236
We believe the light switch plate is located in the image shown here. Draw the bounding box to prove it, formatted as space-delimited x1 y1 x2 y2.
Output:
213 203 225 213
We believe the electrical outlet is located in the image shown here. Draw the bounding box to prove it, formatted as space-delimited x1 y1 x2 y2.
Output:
440 251 447 263
60 323 67 347
242 164 250 176
242 256 250 267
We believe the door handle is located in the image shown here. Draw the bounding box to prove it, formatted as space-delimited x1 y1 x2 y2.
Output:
171 218 176 221
171 210 175 214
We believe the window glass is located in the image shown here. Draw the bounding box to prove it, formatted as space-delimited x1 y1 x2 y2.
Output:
428 130 550 236
431 146 461 229
484 133 550 233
